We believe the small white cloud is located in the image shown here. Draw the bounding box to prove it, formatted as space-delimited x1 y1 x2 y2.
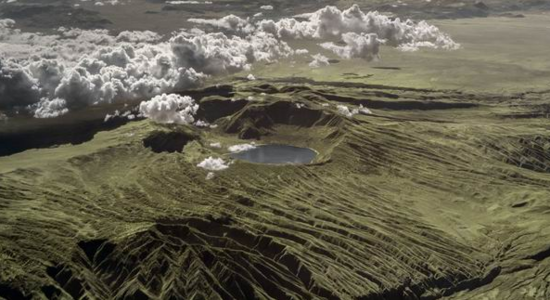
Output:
321 32 381 61
309 53 330 68
209 142 222 148
206 172 216 180
94 0 124 5
104 110 119 122
139 93 198 125
260 5 273 10
228 143 256 153
197 157 229 171
188 15 254 33
167 1 213 4
103 109 120 122
195 119 210 127
247 73 256 81
33 98 69 118
337 104 358 118
359 104 372 115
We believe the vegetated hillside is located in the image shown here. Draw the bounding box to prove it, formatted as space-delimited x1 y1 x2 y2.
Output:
0 79 549 299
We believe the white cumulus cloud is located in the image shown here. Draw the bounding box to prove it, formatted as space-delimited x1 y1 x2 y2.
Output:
309 53 330 68
228 143 257 153
139 93 198 124
359 104 372 115
337 104 358 118
321 32 381 61
197 157 229 171
167 1 213 4
33 98 69 118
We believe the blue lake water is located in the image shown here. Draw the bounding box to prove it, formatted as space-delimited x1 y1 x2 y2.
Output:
230 144 316 164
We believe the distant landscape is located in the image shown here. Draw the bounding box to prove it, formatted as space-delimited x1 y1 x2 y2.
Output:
1 1 549 299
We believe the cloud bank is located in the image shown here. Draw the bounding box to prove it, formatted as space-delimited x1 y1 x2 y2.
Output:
0 5 458 118
0 20 291 117
192 5 458 59
258 5 458 49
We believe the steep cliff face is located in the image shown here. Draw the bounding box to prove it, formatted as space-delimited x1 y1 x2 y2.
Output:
0 80 549 299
